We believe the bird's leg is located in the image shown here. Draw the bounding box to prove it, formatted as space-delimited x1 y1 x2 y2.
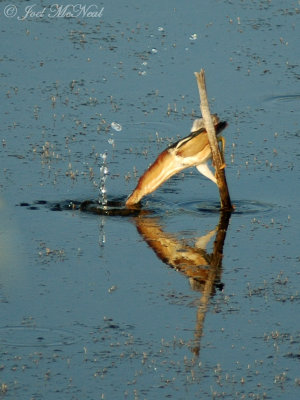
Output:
218 136 226 169
210 136 226 183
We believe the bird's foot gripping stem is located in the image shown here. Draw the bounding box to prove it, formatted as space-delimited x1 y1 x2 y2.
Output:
218 136 226 169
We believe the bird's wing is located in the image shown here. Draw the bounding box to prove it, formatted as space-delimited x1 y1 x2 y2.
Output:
174 130 209 158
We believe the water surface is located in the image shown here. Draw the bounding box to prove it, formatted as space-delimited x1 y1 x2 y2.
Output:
1 1 299 399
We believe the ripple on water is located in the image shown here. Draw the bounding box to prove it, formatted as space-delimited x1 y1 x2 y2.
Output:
177 199 274 215
79 198 147 216
18 193 181 217
19 197 274 217
0 326 77 348
263 94 300 112
75 196 178 217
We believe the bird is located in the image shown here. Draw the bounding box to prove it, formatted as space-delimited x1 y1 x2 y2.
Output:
125 114 227 207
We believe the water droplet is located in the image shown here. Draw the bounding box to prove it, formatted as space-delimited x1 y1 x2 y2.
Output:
101 152 107 161
108 138 115 147
111 122 122 132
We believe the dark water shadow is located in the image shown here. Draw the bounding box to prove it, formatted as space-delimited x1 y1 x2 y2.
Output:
18 197 146 217
18 196 274 217
18 195 180 218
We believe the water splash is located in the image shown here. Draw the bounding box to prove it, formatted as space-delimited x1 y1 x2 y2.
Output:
99 151 109 206
98 217 106 249
98 152 109 250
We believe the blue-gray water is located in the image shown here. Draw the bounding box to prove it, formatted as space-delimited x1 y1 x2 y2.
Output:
1 1 299 399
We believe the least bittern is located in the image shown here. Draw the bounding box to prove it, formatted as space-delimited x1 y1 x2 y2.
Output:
126 114 227 206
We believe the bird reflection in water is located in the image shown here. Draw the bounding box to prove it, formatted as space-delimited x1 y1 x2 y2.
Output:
133 211 231 357
134 217 218 292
